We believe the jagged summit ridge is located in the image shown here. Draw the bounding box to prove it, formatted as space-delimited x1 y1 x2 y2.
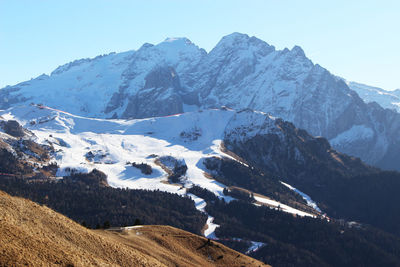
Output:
1 33 400 170
347 81 400 112
163 37 193 45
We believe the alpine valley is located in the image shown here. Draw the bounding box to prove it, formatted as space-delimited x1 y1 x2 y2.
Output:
2 33 400 267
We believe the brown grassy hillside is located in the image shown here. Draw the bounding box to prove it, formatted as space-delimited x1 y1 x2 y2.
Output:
0 190 268 267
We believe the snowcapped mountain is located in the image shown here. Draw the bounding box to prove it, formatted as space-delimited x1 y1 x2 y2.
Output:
347 81 400 112
2 103 376 208
2 104 346 217
4 106 400 266
1 104 333 241
0 38 204 118
1 33 400 170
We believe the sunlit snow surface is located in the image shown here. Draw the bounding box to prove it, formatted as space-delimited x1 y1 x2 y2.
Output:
246 241 266 254
254 195 315 218
187 193 221 238
347 81 400 112
330 125 374 146
280 181 321 213
1 37 204 118
2 105 317 237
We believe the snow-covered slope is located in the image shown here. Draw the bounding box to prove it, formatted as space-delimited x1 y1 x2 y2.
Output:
347 81 400 112
188 34 400 170
1 105 319 225
0 38 205 119
2 33 400 170
0 52 134 117
1 105 229 196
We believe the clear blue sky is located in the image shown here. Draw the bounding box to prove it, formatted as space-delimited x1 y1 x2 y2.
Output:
1 0 399 90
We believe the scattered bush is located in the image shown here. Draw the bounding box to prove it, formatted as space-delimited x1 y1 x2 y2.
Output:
132 162 152 175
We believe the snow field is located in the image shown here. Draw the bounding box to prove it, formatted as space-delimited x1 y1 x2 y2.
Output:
254 195 315 218
280 181 321 213
2 105 319 239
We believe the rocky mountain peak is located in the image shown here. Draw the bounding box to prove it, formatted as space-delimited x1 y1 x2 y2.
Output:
2 33 400 170
163 37 193 45
212 32 274 55
291 45 306 58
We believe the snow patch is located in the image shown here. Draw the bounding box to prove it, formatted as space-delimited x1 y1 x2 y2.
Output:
254 195 315 217
280 181 321 213
246 241 266 254
187 193 219 239
330 125 374 146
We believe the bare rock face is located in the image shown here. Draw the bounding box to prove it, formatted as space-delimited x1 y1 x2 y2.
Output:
1 120 25 138
0 87 29 110
122 66 184 119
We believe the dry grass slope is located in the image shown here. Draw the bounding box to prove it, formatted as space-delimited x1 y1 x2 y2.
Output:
0 190 268 267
